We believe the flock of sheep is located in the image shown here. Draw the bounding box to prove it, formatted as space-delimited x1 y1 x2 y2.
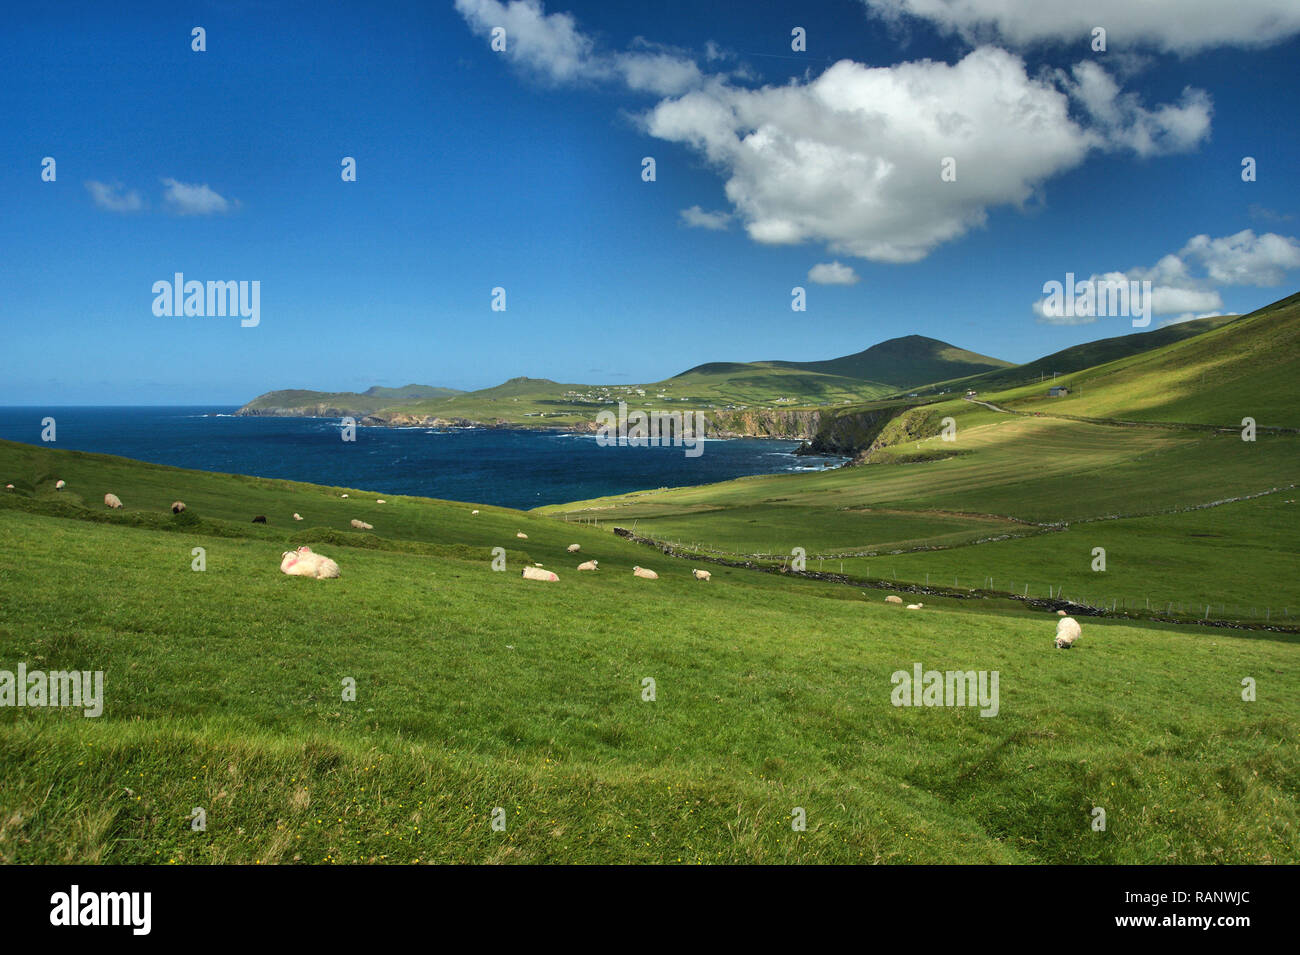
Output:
19 478 1080 646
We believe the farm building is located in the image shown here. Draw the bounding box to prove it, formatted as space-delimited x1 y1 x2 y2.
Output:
1048 386 1070 397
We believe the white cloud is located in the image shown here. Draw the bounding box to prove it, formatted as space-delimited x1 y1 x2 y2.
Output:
456 4 1215 264
455 0 702 95
1033 231 1300 324
161 178 234 216
1180 230 1300 286
644 48 1201 263
679 205 732 230
808 261 861 285
1060 62 1211 157
863 0 1300 54
85 181 144 213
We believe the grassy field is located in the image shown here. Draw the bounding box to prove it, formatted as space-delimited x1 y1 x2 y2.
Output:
0 449 1296 864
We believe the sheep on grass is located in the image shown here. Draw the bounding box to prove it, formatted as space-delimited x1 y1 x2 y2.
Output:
632 566 659 580
906 603 924 610
55 480 65 490
171 501 186 514
885 595 903 605
577 560 599 571
105 493 123 509
567 544 581 553
521 566 559 582
350 519 373 530
692 569 711 581
280 545 340 579
516 532 528 539
1055 617 1082 649
252 515 267 524
293 513 303 521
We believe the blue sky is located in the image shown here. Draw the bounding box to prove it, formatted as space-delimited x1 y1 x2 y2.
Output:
3 0 1298 403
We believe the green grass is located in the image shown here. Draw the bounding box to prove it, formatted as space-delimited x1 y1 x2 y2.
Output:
1 438 1297 864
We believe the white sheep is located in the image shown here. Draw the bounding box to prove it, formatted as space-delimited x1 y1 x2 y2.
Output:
1057 609 1067 616
350 519 373 530
171 501 186 514
632 566 659 580
906 603 924 610
341 493 349 499
521 566 558 582
516 532 528 539
4 484 13 490
293 513 303 521
1055 617 1082 649
104 493 123 509
55 479 65 490
885 595 903 604
567 544 581 553
471 509 479 515
280 545 341 579
692 569 711 581
376 499 385 505
577 560 599 571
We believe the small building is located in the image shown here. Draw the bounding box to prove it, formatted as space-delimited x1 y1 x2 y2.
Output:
1048 386 1070 397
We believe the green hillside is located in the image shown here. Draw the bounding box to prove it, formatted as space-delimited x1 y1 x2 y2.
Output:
1 440 1296 864
992 291 1300 427
768 334 1012 388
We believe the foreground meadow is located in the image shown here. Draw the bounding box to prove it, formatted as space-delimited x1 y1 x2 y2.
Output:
0 442 1295 864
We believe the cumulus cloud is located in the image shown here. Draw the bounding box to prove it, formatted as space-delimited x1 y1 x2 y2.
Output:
862 0 1300 54
161 178 235 216
679 205 732 230
1033 231 1300 324
808 261 861 285
85 181 144 213
456 3 1216 264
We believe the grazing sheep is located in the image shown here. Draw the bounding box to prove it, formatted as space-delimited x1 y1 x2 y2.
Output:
104 493 123 509
4 484 13 490
577 560 599 571
906 603 924 610
632 566 659 580
471 509 479 515
692 569 712 581
350 519 373 530
55 480 65 490
521 566 559 582
376 499 385 505
567 544 581 553
293 513 303 521
280 545 340 579
252 515 267 524
341 493 349 499
885 595 903 605
171 501 186 514
516 532 528 539
1055 617 1082 649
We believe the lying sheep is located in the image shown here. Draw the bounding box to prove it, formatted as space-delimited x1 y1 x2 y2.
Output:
632 566 658 580
105 493 123 509
55 480 65 490
692 569 711 581
376 499 385 505
567 544 581 553
1057 609 1067 616
521 566 558 582
4 484 13 490
906 603 924 610
280 545 340 579
350 519 373 530
293 513 303 521
171 501 186 514
577 560 598 571
1055 617 1082 649
252 515 267 524
516 532 528 539
341 494 349 499
885 595 903 605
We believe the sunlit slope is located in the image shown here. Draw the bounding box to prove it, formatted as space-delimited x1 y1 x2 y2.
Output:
1 445 1296 864
991 292 1300 427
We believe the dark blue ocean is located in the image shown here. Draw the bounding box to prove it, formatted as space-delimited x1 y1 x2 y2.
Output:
0 407 843 510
